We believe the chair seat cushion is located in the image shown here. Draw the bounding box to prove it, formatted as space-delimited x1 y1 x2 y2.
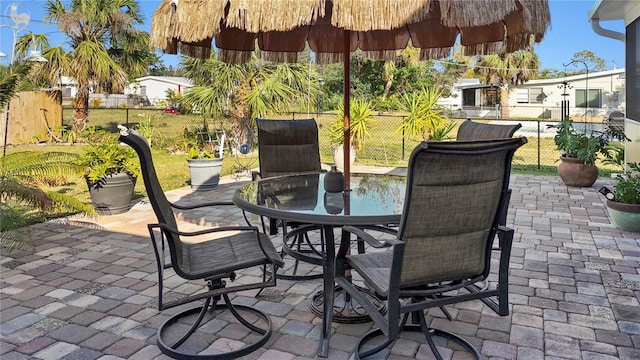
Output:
347 251 392 297
182 232 284 278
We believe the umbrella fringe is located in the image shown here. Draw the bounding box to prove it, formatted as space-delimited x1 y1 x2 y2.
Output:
506 33 532 53
179 43 212 59
419 47 453 60
316 52 344 65
261 51 300 63
220 49 254 64
362 50 398 62
464 41 505 57
439 0 518 27
332 0 432 31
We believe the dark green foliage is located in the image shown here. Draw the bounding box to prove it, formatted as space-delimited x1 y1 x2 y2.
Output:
552 117 626 165
79 136 141 181
1 151 94 251
613 163 640 205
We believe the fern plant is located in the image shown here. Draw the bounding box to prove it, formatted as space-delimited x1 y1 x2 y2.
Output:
552 117 626 166
1 151 94 251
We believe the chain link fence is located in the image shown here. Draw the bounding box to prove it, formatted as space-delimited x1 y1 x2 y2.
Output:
62 107 622 173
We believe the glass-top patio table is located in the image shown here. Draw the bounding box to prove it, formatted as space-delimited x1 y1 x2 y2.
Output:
232 172 406 357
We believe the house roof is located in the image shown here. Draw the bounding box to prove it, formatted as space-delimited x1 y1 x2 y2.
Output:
133 76 193 86
520 68 625 87
589 0 639 21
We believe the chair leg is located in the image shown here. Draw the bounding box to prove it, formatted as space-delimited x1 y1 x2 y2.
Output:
157 293 272 359
353 310 481 360
276 225 324 281
404 310 481 360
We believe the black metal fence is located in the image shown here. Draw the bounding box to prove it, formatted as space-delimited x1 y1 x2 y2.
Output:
62 107 622 172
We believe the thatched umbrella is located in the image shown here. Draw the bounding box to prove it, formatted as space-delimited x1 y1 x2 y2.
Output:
150 0 550 187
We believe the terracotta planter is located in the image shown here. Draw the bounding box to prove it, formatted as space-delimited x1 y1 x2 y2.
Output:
606 200 640 233
87 173 136 215
557 156 599 187
187 158 222 191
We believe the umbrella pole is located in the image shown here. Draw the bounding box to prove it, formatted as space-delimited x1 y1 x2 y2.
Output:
343 30 351 190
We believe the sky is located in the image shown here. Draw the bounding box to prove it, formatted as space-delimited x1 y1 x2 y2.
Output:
0 0 627 72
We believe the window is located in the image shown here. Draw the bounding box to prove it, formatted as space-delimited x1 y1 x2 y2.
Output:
516 88 544 104
575 89 602 108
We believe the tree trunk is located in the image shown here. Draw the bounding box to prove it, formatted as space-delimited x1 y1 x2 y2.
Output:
76 86 90 116
499 86 510 119
381 78 392 100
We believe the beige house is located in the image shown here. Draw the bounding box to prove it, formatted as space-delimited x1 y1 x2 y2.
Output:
507 68 625 121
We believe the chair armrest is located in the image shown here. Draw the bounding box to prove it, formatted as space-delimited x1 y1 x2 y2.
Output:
170 201 234 210
343 225 399 248
152 223 259 237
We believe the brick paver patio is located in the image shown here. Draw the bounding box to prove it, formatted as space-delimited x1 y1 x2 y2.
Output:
1 169 640 359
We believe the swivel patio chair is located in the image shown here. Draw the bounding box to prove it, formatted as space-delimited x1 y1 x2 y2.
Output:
118 126 284 359
252 118 325 280
457 119 522 248
335 138 527 359
456 118 522 141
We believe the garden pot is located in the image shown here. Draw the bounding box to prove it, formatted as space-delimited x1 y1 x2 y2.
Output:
557 156 599 187
187 158 223 191
87 173 136 215
606 200 640 233
332 145 355 171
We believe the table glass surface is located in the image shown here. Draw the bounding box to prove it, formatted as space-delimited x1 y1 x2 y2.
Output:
233 173 406 223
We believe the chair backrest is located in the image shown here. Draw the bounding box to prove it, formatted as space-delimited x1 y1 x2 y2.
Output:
397 138 526 289
256 119 322 179
456 119 522 141
118 129 185 268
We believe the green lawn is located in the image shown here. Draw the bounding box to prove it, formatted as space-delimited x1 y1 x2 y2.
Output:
5 108 623 226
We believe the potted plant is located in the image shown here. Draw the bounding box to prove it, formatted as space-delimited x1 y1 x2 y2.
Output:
183 126 225 191
80 136 140 215
599 162 640 233
329 99 374 170
551 117 625 187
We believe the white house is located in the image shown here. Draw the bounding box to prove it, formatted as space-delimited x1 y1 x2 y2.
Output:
125 76 194 106
439 69 625 121
507 68 625 121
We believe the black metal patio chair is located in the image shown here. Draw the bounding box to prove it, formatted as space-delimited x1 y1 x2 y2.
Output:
457 119 522 249
118 126 284 359
335 138 527 359
252 118 325 280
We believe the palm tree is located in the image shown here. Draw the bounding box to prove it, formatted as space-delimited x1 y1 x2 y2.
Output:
181 55 315 149
42 0 150 115
1 55 92 252
474 48 540 119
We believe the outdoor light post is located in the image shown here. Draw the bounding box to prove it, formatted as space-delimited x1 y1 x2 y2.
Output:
1 3 47 159
1 2 30 63
563 59 589 123
557 80 572 120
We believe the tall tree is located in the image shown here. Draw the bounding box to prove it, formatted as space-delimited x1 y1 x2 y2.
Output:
571 50 607 72
43 0 149 116
474 49 540 119
181 55 315 148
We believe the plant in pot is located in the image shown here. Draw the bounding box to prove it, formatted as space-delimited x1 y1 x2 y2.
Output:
80 136 141 215
599 162 640 233
551 117 626 187
183 126 224 191
329 99 374 170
